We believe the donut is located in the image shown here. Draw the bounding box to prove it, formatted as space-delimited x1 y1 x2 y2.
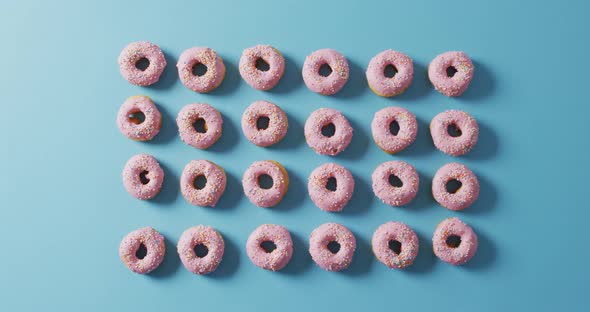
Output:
122 154 164 200
180 160 227 207
372 222 419 269
177 103 223 149
428 51 474 96
119 227 165 274
432 162 479 211
239 45 285 90
372 160 419 206
304 108 353 156
117 95 161 141
433 217 478 265
177 47 225 93
366 50 414 97
430 110 479 156
242 160 289 208
308 163 354 212
309 223 356 271
371 107 417 154
246 224 293 271
118 41 166 86
302 49 349 95
241 100 288 147
177 225 224 275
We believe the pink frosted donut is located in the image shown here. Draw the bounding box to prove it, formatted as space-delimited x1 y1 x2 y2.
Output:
428 51 474 96
372 161 419 206
180 160 227 207
117 95 162 141
177 103 223 149
430 110 479 156
118 41 166 86
372 222 419 269
366 50 414 97
302 49 349 95
371 107 417 154
246 224 293 271
122 154 164 200
177 225 224 275
119 227 165 274
432 162 479 211
239 45 285 90
308 163 354 212
309 223 356 271
242 160 289 208
177 47 225 93
241 101 288 147
433 217 478 265
304 108 353 156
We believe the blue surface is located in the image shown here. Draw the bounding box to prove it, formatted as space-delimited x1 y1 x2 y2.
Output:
0 0 588 310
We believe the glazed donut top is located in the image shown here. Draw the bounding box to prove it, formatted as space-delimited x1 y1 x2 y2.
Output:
118 41 167 86
239 45 285 90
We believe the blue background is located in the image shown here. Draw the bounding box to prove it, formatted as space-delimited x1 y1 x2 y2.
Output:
1 0 588 310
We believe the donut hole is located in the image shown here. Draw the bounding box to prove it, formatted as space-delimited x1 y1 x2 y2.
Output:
389 120 400 136
446 66 458 78
139 170 150 185
192 118 207 133
135 243 148 259
192 63 208 77
260 240 277 253
388 174 403 188
447 123 462 137
327 241 341 254
321 123 336 137
384 64 398 78
193 175 207 190
255 58 270 72
135 57 150 71
446 179 462 194
319 63 333 77
256 116 270 130
193 243 209 258
326 177 337 192
258 174 274 189
446 235 462 248
128 111 146 125
388 240 402 255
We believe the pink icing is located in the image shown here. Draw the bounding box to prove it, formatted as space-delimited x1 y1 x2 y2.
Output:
118 41 167 86
302 49 349 95
304 108 353 156
177 47 225 93
371 106 417 154
432 162 479 211
246 224 293 271
122 154 164 200
366 50 414 97
177 225 224 275
308 163 354 212
433 218 478 265
430 110 479 156
428 51 474 96
239 45 285 90
242 160 289 208
241 100 288 147
180 160 227 207
372 160 419 206
177 103 223 149
119 227 165 274
372 222 419 269
117 95 161 141
309 223 356 271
